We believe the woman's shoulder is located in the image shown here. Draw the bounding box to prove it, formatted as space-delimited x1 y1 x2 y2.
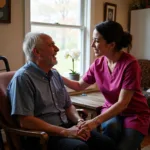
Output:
121 51 138 65
94 55 106 65
89 56 106 71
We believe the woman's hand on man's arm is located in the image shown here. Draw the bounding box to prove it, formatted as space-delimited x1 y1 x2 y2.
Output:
61 76 90 91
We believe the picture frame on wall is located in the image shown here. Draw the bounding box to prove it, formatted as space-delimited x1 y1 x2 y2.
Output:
104 2 117 21
146 0 150 8
0 0 11 23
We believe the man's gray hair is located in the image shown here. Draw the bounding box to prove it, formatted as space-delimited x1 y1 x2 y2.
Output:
23 32 45 61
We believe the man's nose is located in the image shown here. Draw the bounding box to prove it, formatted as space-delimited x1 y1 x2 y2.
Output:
54 45 59 52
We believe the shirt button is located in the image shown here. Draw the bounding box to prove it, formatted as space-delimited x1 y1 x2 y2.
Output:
53 93 55 95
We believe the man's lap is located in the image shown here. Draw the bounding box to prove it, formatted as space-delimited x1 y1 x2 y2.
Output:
21 130 116 150
48 136 89 150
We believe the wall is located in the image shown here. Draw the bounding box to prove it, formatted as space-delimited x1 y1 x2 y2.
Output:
0 0 24 71
0 0 132 70
93 0 132 31
89 0 132 62
130 9 150 59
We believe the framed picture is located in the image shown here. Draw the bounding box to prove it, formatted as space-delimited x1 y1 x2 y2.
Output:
0 0 11 23
104 2 117 21
146 0 150 8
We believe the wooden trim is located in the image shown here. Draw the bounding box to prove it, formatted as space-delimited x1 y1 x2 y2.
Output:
0 0 11 23
104 2 117 21
69 88 99 96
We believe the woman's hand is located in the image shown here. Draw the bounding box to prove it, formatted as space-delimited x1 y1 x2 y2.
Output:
78 119 98 135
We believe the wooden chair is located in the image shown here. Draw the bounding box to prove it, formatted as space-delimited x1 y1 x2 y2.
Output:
138 59 150 133
138 59 150 90
0 56 11 150
0 71 88 150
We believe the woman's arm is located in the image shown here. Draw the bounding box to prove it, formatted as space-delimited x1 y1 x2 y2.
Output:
94 89 134 125
79 89 134 131
62 76 90 91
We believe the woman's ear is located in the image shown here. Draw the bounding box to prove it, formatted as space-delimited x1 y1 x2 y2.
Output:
110 42 116 49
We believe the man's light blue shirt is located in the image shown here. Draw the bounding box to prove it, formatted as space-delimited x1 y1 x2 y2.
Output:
7 61 72 125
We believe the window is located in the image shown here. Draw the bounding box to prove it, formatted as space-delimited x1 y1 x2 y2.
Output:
24 0 91 76
25 0 96 90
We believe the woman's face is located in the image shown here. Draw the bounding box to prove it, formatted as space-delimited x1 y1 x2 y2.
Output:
91 29 113 57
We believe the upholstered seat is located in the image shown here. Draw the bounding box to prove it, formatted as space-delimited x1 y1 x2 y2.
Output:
138 59 150 90
0 71 49 150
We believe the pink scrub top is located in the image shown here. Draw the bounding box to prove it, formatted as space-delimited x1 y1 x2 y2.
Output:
83 52 150 135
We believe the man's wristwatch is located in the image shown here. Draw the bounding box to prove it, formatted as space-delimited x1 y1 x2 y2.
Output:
77 118 84 123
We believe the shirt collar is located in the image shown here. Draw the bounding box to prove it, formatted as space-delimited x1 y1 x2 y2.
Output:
27 61 53 78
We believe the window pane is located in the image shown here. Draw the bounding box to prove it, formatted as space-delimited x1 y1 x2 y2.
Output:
30 0 81 25
31 25 81 75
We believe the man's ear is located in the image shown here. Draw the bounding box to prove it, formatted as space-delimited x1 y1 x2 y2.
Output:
33 48 40 56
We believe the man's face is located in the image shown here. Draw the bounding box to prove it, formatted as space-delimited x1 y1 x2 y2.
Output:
37 35 59 68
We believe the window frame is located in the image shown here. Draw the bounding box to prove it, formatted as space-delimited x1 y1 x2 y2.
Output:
24 0 97 92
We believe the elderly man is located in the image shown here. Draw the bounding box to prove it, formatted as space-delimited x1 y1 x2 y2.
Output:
7 32 115 150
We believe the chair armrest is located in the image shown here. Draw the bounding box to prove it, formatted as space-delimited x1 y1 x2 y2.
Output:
4 127 48 144
0 120 49 147
76 109 88 120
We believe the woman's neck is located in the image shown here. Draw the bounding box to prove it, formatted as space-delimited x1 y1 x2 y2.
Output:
107 51 123 64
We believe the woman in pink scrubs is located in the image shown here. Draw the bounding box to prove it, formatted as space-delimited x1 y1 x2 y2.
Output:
62 21 150 150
